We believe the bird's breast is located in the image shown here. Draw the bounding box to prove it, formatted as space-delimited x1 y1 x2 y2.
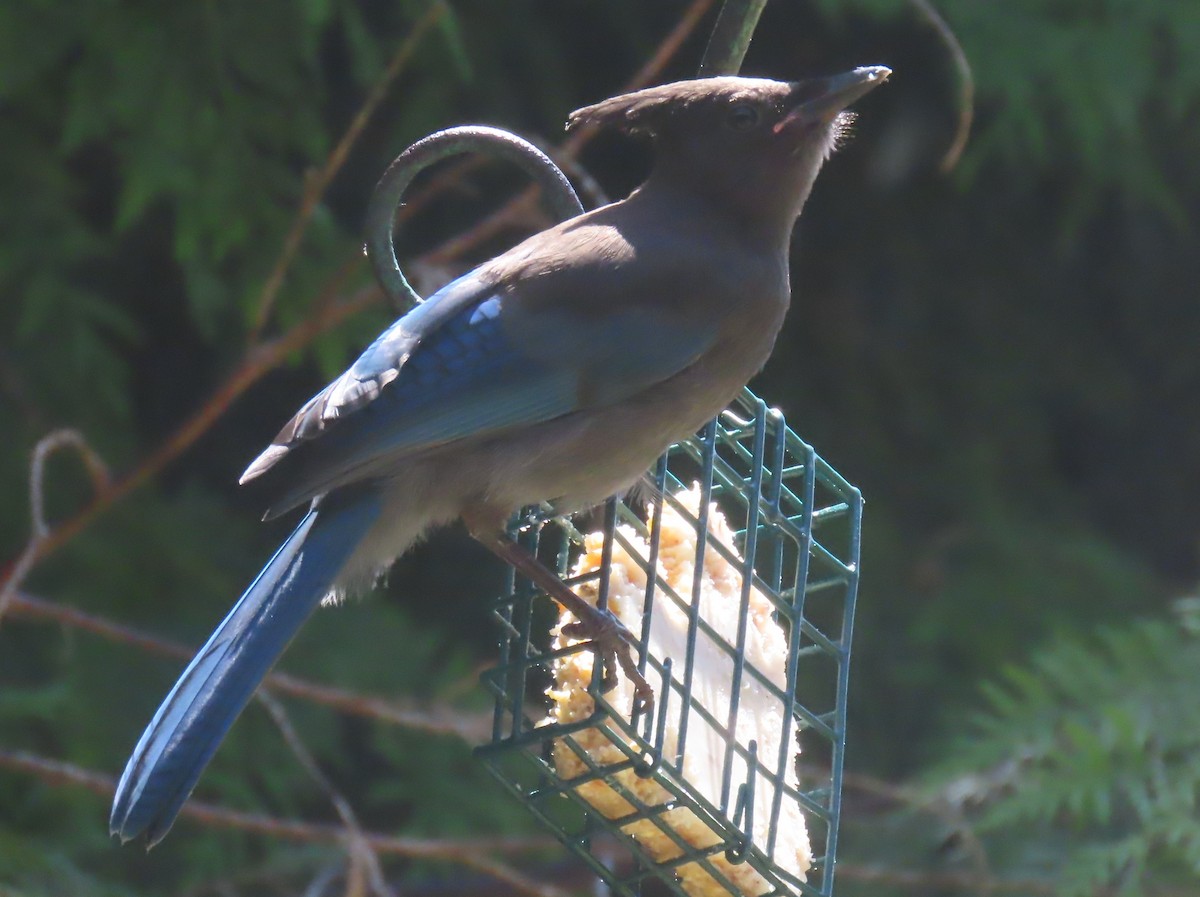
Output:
459 280 788 516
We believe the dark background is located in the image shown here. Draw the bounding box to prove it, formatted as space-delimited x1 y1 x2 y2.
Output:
2 1 1197 894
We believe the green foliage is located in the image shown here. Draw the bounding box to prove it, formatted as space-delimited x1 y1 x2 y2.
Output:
815 0 1200 212
1 1 1198 894
931 606 1200 894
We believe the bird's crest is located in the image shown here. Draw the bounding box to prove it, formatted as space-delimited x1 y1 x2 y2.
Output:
566 78 750 136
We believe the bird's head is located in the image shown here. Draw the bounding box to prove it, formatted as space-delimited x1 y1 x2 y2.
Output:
568 67 890 236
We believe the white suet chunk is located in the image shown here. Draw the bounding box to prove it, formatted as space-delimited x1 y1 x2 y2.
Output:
545 485 811 897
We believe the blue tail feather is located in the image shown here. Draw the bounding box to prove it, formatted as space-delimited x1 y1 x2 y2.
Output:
109 492 382 846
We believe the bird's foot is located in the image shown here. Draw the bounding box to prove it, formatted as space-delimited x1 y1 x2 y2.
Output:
561 606 655 714
471 527 654 714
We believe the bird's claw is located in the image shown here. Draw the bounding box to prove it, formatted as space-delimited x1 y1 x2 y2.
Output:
473 530 655 713
562 608 654 714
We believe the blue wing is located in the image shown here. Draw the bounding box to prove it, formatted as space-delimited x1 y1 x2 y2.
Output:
242 267 718 515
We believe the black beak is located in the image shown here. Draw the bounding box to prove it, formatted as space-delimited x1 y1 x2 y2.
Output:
775 66 891 132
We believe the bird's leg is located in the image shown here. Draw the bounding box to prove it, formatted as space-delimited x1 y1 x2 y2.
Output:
470 528 655 714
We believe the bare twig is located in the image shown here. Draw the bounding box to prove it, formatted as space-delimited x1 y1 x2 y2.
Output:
626 0 721 98
383 0 718 279
6 747 1191 897
0 430 110 626
451 852 572 897
562 0 717 157
820 764 1182 896
258 691 395 897
280 0 715 301
908 0 974 171
304 863 346 897
831 765 1192 897
0 0 713 600
248 1 449 341
835 863 1196 897
830 765 995 892
542 143 610 210
0 747 561 897
0 277 377 594
410 0 720 273
5 591 490 740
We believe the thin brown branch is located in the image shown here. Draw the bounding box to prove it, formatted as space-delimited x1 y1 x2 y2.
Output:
0 748 556 862
0 0 716 631
451 853 572 897
248 1 448 341
544 145 611 209
624 0 719 99
832 768 1195 897
5 591 490 741
563 0 717 157
5 746 1192 897
267 666 490 741
258 691 395 897
415 0 718 271
355 0 715 261
0 430 110 626
381 0 717 281
835 863 1196 897
909 0 974 172
805 764 994 892
0 276 375 593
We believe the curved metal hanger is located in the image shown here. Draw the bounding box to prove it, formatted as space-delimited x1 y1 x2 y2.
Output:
364 126 584 310
364 1 767 311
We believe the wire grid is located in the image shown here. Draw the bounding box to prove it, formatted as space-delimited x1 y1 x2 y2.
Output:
476 387 862 897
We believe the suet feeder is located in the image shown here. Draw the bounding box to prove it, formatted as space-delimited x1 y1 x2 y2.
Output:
476 387 862 897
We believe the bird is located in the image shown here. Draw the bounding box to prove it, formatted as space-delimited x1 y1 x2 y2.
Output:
110 66 890 847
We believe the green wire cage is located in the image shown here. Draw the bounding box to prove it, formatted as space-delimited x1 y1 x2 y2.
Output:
476 386 863 897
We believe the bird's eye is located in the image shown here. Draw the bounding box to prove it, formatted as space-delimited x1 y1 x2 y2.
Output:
727 104 761 131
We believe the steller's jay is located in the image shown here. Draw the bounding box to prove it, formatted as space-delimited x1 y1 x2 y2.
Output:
110 67 889 846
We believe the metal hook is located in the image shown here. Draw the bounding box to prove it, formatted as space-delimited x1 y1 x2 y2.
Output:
698 0 769 77
365 125 585 310
726 739 758 863
635 657 674 778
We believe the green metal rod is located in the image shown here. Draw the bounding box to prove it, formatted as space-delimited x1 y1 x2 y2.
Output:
697 0 769 76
